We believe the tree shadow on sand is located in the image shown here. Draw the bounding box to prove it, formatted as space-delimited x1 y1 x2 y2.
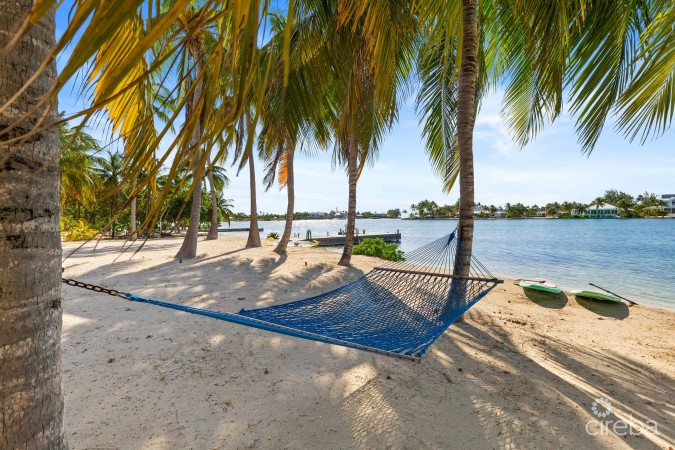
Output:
428 311 672 448
59 243 670 449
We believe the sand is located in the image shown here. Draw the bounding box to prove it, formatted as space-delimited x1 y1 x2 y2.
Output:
60 235 674 449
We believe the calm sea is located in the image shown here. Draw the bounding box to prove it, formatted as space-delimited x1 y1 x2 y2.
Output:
223 218 675 311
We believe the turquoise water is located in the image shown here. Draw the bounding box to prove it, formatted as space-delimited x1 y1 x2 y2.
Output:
223 218 675 311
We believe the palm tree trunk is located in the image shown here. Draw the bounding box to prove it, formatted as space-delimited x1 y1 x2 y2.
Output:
274 145 295 254
0 3 65 447
175 151 203 259
129 178 138 239
452 0 479 322
175 54 204 259
111 194 116 239
338 137 358 266
206 166 219 240
245 149 262 248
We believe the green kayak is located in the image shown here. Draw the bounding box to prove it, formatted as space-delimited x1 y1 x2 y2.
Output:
571 290 622 303
519 280 562 294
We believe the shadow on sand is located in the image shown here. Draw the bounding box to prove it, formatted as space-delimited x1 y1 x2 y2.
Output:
522 287 568 309
574 295 630 319
59 239 670 449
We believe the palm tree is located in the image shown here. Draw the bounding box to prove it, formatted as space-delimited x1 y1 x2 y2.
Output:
171 5 212 259
330 5 415 266
257 12 332 254
205 161 229 239
231 113 263 248
0 2 64 445
95 151 125 238
58 122 103 214
590 197 606 208
0 1 275 444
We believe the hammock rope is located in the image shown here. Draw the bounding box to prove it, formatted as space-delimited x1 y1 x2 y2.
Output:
64 231 502 363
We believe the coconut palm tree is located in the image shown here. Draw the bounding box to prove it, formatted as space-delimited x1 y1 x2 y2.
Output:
590 197 606 209
231 112 263 248
0 1 278 445
95 151 125 238
0 2 63 445
58 121 103 213
257 12 332 254
327 3 416 266
409 0 674 276
205 161 230 239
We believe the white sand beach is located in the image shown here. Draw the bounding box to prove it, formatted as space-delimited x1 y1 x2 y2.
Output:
60 236 674 449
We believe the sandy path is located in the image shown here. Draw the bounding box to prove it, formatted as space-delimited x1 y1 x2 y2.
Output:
60 236 674 449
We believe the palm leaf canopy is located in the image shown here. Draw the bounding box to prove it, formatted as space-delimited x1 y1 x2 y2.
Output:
2 0 674 198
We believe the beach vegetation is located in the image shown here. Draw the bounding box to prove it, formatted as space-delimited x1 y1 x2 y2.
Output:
353 238 405 262
60 217 99 242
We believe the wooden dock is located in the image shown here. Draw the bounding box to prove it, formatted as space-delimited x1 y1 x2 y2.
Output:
216 227 264 232
310 232 401 247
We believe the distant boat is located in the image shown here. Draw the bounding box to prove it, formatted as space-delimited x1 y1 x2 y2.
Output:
518 279 562 294
571 290 622 303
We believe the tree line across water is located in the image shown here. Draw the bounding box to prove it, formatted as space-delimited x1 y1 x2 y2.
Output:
407 190 670 219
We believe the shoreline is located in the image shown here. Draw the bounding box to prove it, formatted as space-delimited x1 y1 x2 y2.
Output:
60 235 674 449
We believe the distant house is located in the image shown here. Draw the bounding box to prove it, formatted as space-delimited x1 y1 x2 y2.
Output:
308 212 326 219
661 195 675 215
494 208 506 219
585 203 619 218
536 209 547 217
473 205 484 215
333 212 345 219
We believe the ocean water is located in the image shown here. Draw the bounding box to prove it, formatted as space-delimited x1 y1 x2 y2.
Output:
223 218 675 311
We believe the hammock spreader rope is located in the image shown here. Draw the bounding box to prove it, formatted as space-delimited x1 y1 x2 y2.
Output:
63 231 502 363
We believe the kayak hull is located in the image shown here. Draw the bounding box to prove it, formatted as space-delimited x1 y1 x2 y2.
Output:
571 290 622 303
519 280 562 294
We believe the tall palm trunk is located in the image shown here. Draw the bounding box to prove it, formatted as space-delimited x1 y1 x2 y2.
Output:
456 0 478 272
274 144 295 254
175 54 204 259
0 3 65 447
245 149 262 248
338 137 358 266
206 160 219 240
110 193 117 238
452 0 479 323
129 177 138 239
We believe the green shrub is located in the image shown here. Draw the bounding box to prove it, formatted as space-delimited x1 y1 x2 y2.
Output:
352 238 405 262
267 232 280 240
61 217 99 241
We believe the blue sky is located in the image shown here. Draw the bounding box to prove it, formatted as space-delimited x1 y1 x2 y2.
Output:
221 91 674 214
54 6 674 215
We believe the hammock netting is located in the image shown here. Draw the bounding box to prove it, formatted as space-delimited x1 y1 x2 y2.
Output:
126 231 501 362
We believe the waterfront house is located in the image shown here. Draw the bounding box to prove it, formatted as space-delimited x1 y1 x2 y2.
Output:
494 208 506 219
661 194 675 215
585 203 619 218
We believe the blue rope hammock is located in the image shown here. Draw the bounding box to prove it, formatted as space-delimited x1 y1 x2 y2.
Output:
119 231 501 363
